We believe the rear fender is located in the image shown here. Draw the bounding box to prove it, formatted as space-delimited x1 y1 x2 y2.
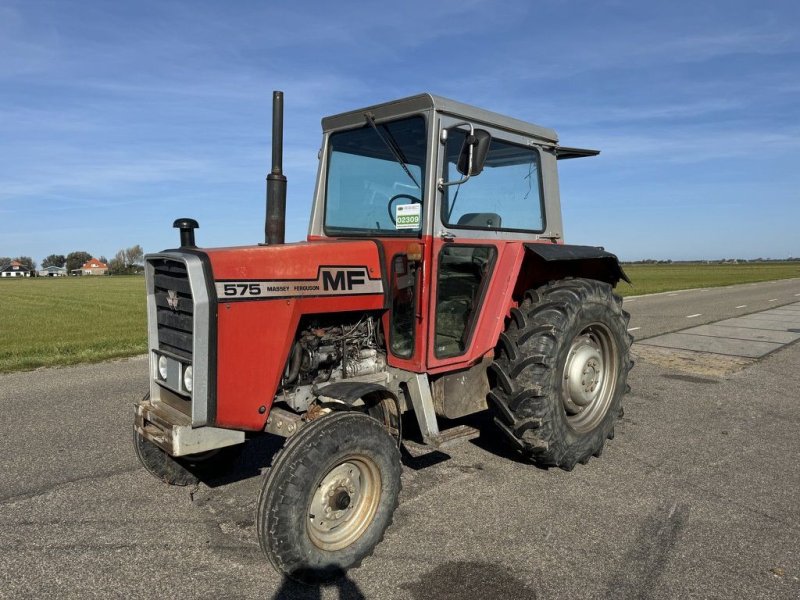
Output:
517 244 630 297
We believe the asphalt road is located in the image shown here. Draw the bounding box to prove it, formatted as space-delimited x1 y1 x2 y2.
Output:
623 278 800 339
1 281 799 599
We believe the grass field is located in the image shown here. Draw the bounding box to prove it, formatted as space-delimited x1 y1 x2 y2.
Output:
617 262 800 296
1 262 799 373
0 276 146 373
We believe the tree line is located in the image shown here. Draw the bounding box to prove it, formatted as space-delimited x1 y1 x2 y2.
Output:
1 245 144 275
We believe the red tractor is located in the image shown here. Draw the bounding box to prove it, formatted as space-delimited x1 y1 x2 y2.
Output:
134 92 632 582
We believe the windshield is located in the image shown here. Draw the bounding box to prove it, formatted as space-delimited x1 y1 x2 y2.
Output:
325 116 426 236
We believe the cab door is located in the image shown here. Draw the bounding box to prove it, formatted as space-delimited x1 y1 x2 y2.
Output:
426 117 547 372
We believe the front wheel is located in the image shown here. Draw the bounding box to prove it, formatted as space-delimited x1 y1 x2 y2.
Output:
489 278 632 470
257 411 401 583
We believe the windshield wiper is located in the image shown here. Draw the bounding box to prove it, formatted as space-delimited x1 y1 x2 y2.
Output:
364 112 421 190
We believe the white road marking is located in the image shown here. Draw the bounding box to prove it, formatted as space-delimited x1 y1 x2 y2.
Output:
668 293 678 296
686 313 702 318
627 327 641 332
795 293 800 297
769 298 778 302
736 305 747 309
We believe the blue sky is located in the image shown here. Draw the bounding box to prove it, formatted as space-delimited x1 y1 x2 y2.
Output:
1 0 798 262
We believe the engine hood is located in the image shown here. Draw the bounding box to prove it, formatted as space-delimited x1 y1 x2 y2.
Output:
202 239 385 301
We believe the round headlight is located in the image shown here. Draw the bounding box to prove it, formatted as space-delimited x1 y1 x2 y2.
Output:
158 355 168 380
183 365 193 393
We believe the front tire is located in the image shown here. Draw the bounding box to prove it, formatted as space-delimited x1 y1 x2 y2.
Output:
257 411 401 583
489 278 632 470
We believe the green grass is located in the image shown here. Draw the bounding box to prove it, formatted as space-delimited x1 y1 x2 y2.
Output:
617 262 800 296
1 263 799 373
0 276 146 373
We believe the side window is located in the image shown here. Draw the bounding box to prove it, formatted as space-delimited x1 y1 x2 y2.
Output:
389 254 417 358
442 131 544 232
435 245 496 358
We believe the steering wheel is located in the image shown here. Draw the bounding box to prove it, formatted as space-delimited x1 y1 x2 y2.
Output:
387 194 422 225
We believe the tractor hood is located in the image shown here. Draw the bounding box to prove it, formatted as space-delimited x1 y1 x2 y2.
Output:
203 239 386 301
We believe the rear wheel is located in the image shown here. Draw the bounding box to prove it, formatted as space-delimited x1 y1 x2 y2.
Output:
489 278 632 470
257 411 401 583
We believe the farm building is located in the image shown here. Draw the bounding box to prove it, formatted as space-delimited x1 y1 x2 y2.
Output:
75 259 108 276
1 260 31 278
38 266 67 277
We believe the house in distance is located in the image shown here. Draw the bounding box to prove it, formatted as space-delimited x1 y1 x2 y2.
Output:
38 265 67 277
1 260 31 278
73 258 108 276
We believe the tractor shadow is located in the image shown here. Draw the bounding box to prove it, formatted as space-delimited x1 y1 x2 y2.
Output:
194 408 534 488
195 434 285 487
401 560 538 599
462 412 535 466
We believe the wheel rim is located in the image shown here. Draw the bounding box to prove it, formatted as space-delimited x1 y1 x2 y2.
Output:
562 322 619 433
306 455 382 551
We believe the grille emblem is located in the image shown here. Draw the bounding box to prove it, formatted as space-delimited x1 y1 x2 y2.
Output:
166 289 180 311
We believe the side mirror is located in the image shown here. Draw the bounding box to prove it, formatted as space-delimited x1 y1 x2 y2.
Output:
457 129 491 177
438 124 492 190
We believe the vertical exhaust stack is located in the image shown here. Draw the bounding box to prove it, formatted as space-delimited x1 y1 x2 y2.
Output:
265 90 287 245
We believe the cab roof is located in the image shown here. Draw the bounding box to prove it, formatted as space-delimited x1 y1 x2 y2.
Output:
322 93 559 144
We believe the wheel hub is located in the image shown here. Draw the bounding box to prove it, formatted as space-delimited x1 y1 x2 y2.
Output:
560 324 619 433
332 489 351 510
564 335 604 412
306 457 381 551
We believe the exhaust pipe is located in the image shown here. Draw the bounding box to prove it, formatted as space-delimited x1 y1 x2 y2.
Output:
265 90 287 245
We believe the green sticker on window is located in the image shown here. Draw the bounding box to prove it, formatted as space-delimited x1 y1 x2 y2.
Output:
396 203 421 229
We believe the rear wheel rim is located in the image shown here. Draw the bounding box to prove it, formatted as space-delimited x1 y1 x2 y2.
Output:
562 322 619 433
306 455 382 551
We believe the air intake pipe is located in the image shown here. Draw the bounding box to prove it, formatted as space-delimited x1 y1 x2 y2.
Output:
265 91 287 245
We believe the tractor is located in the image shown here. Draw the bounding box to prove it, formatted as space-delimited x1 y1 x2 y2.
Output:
133 91 632 582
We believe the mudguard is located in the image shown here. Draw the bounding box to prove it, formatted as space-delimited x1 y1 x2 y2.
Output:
314 381 396 405
524 243 630 285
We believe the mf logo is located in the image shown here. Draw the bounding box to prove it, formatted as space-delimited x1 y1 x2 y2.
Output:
166 289 180 311
322 268 366 291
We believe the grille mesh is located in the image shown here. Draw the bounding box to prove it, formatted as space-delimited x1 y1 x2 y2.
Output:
152 259 193 359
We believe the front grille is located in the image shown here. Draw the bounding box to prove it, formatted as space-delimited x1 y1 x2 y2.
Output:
152 259 194 359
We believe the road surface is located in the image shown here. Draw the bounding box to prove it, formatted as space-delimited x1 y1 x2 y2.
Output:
1 279 798 599
623 277 800 339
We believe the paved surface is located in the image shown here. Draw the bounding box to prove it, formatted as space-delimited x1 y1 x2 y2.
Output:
638 302 800 358
2 281 800 599
622 278 800 339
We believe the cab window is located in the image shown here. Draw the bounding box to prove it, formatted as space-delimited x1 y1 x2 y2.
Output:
442 131 544 233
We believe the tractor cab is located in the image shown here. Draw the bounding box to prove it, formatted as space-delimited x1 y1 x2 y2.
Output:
307 94 593 374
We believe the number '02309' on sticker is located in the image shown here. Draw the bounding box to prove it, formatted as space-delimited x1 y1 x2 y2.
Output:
395 203 421 229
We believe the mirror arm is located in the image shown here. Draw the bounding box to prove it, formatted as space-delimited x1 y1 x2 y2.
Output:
438 122 474 191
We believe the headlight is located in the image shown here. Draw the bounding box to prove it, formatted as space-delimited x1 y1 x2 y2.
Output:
158 355 168 380
183 365 193 393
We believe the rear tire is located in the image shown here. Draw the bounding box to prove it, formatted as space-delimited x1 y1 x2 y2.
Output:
489 278 632 470
257 411 401 583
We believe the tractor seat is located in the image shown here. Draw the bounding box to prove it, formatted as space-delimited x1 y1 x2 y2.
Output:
456 212 502 228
